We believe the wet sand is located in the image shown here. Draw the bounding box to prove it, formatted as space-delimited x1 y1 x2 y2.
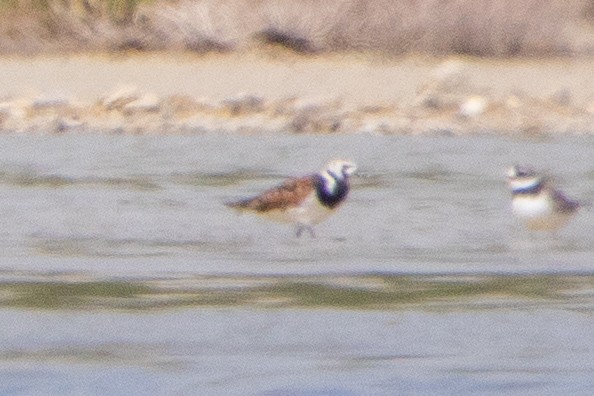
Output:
0 51 593 134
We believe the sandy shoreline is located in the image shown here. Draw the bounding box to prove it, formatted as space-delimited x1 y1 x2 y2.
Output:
0 51 593 135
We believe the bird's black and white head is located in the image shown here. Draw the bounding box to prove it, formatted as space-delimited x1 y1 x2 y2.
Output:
316 159 356 208
320 159 356 189
507 164 544 195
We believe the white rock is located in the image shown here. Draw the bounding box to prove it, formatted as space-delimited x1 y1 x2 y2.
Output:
32 94 71 109
0 100 28 120
123 93 161 113
103 85 139 109
459 96 488 118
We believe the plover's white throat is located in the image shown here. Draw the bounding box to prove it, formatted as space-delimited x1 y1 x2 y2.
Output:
507 164 580 232
226 159 356 237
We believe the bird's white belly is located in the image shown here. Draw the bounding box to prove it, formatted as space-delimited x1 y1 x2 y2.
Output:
512 195 570 231
512 195 552 219
292 194 335 225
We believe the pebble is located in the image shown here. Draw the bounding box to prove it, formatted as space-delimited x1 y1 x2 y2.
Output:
0 88 588 135
123 93 161 114
102 85 140 110
459 96 488 118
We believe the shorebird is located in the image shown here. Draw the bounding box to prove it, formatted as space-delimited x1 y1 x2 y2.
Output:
507 164 580 232
226 159 356 237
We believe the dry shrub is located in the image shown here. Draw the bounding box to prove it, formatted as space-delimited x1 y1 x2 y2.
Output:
0 9 49 54
248 0 585 56
407 0 582 56
0 0 590 56
158 0 588 56
135 0 246 52
0 0 144 53
252 0 353 52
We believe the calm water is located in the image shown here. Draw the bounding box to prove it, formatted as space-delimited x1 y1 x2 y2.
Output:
0 134 594 395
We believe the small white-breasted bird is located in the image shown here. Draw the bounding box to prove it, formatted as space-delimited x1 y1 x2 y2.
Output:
226 159 356 237
507 164 580 232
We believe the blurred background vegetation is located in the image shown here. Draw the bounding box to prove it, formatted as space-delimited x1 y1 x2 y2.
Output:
0 0 593 56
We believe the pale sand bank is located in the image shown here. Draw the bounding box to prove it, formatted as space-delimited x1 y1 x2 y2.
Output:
0 52 593 135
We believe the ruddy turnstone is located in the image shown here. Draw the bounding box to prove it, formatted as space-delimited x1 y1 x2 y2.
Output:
507 164 580 232
226 159 356 237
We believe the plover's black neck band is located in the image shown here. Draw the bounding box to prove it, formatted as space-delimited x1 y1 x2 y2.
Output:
512 180 544 195
315 174 349 208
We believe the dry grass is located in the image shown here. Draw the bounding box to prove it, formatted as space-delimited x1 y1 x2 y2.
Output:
0 0 591 56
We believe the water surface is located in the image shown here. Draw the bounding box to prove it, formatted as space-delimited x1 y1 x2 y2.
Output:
0 134 593 395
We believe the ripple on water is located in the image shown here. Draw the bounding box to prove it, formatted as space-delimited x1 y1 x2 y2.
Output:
0 271 589 311
0 168 161 191
31 234 254 259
